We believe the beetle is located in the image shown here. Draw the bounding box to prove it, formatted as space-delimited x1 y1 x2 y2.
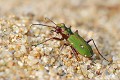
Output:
31 18 110 62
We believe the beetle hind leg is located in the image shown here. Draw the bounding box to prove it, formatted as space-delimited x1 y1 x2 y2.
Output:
87 39 111 63
70 46 90 78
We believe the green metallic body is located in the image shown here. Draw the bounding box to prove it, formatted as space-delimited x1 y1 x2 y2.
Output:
68 32 93 57
57 23 93 58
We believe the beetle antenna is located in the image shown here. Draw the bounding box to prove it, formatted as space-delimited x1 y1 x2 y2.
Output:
45 17 56 25
30 23 56 28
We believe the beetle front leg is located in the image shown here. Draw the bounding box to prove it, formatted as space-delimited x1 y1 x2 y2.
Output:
33 37 64 46
43 37 64 43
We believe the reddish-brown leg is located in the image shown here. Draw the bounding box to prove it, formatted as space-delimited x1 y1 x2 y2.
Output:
70 46 89 78
59 43 69 51
40 37 64 44
32 37 64 46
70 46 80 61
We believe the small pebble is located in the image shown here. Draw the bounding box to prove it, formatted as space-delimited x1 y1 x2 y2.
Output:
88 73 94 79
18 61 24 67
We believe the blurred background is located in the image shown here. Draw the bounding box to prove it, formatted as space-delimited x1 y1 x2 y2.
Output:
0 0 120 80
0 0 120 36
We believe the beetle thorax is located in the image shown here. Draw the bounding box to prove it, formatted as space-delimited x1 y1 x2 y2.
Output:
56 23 73 35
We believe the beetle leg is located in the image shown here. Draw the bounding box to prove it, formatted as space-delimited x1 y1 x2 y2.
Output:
71 46 90 78
87 39 110 62
33 37 64 46
59 43 73 58
42 37 64 43
87 39 101 59
70 46 80 61
60 43 69 51
86 39 92 43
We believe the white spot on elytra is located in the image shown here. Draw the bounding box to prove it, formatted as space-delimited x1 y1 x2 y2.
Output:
80 45 84 48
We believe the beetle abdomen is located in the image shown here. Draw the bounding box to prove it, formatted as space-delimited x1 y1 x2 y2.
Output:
68 33 93 58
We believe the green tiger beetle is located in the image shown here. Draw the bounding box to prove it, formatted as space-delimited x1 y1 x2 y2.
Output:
31 18 111 62
31 18 112 77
